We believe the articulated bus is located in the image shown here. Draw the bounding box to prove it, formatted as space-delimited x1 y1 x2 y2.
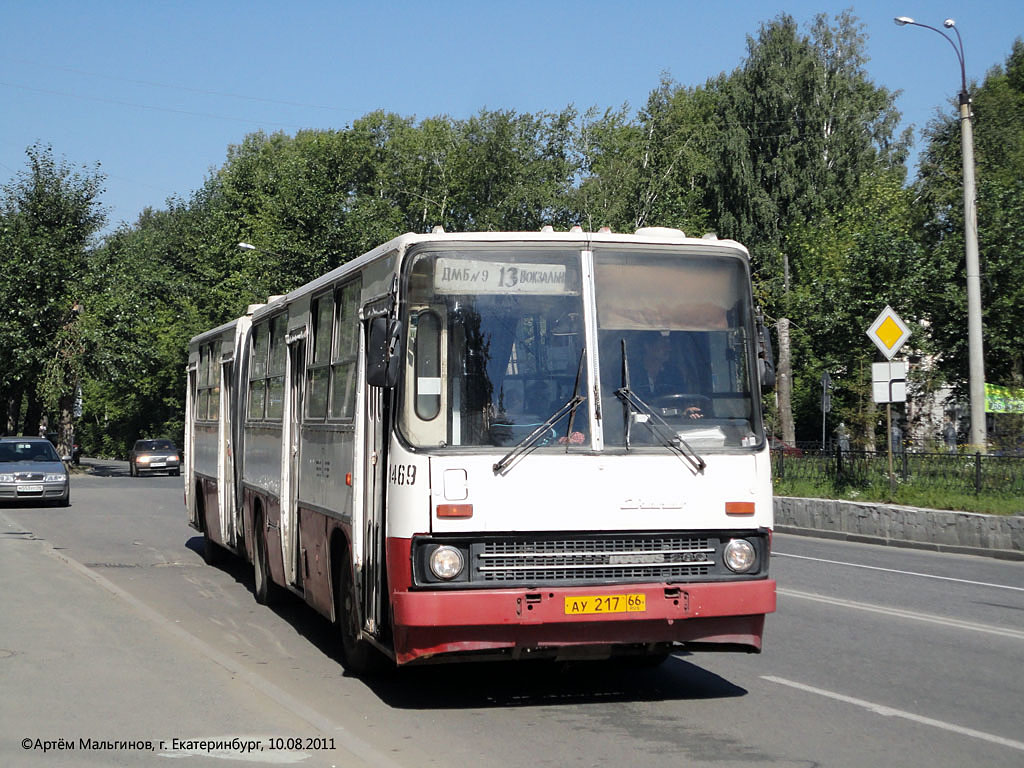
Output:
185 226 777 672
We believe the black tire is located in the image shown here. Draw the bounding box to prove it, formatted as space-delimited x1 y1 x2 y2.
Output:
58 490 70 508
335 553 386 676
253 510 277 605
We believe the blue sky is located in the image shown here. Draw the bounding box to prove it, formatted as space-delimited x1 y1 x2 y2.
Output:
2 1 1022 234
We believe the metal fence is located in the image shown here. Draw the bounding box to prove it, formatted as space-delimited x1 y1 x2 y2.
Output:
771 448 1024 498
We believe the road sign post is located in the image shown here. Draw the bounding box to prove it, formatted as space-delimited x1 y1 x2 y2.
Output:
867 305 911 361
867 306 911 493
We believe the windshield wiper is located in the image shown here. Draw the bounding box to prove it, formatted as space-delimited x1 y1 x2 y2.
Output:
616 338 705 473
563 347 587 451
493 348 588 475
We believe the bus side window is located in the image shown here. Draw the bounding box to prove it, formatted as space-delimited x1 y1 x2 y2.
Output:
306 292 333 420
265 314 287 421
331 279 361 420
414 311 441 420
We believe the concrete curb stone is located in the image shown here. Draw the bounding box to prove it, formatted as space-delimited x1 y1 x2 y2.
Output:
774 496 1024 561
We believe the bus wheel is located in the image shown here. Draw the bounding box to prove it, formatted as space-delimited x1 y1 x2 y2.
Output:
253 510 277 605
335 557 384 676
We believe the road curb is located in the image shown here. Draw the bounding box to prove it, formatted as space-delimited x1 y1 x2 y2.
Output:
774 496 1024 561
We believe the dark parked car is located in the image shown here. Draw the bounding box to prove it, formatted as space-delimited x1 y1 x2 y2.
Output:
0 436 71 506
129 439 181 477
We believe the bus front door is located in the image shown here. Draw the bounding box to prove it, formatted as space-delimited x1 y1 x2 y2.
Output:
360 380 386 637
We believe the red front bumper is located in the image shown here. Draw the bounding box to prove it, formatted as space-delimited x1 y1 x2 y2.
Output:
389 577 776 665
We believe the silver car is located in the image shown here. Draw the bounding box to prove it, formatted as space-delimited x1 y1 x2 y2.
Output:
0 437 71 506
128 439 181 477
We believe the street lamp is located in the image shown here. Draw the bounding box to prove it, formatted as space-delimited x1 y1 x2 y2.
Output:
237 241 281 257
238 241 316 262
895 16 986 451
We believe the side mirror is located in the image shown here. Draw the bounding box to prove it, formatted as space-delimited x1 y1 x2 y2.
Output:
366 317 402 388
757 315 776 391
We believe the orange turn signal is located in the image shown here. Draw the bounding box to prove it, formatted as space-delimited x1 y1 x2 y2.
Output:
437 504 473 519
725 501 755 516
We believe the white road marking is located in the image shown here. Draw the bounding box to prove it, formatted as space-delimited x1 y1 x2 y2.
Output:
763 675 1024 753
777 587 1024 641
773 551 1024 592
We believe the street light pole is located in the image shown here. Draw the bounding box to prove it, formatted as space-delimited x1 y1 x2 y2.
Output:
895 16 987 452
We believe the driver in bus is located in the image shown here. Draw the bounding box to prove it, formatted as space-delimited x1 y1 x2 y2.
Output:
638 334 703 419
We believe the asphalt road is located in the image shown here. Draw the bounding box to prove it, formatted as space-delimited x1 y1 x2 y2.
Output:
2 460 1022 767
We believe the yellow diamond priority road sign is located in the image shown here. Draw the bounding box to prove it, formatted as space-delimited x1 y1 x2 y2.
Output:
867 305 911 360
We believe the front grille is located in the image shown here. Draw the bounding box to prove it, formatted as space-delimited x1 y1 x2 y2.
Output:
477 537 714 582
411 531 768 588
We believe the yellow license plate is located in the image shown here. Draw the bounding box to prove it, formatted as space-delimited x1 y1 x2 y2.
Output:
564 594 646 615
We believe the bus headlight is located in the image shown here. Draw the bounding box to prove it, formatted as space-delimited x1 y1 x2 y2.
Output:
429 546 465 580
723 539 756 573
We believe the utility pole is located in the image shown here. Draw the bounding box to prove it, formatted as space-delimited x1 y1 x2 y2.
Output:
895 16 987 452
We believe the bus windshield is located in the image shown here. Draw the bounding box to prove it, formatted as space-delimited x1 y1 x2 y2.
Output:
595 247 761 451
401 248 588 449
399 245 762 453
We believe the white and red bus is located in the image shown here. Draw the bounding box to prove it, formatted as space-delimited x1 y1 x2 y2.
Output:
185 226 777 672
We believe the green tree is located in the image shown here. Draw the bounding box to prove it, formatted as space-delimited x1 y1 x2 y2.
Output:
444 108 578 231
573 77 718 234
707 11 909 444
914 40 1024 437
786 170 935 448
0 143 105 453
76 202 213 455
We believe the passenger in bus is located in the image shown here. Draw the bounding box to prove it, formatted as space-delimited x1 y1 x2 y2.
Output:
637 334 703 419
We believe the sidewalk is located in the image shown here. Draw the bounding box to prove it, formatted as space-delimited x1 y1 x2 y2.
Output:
0 510 343 767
